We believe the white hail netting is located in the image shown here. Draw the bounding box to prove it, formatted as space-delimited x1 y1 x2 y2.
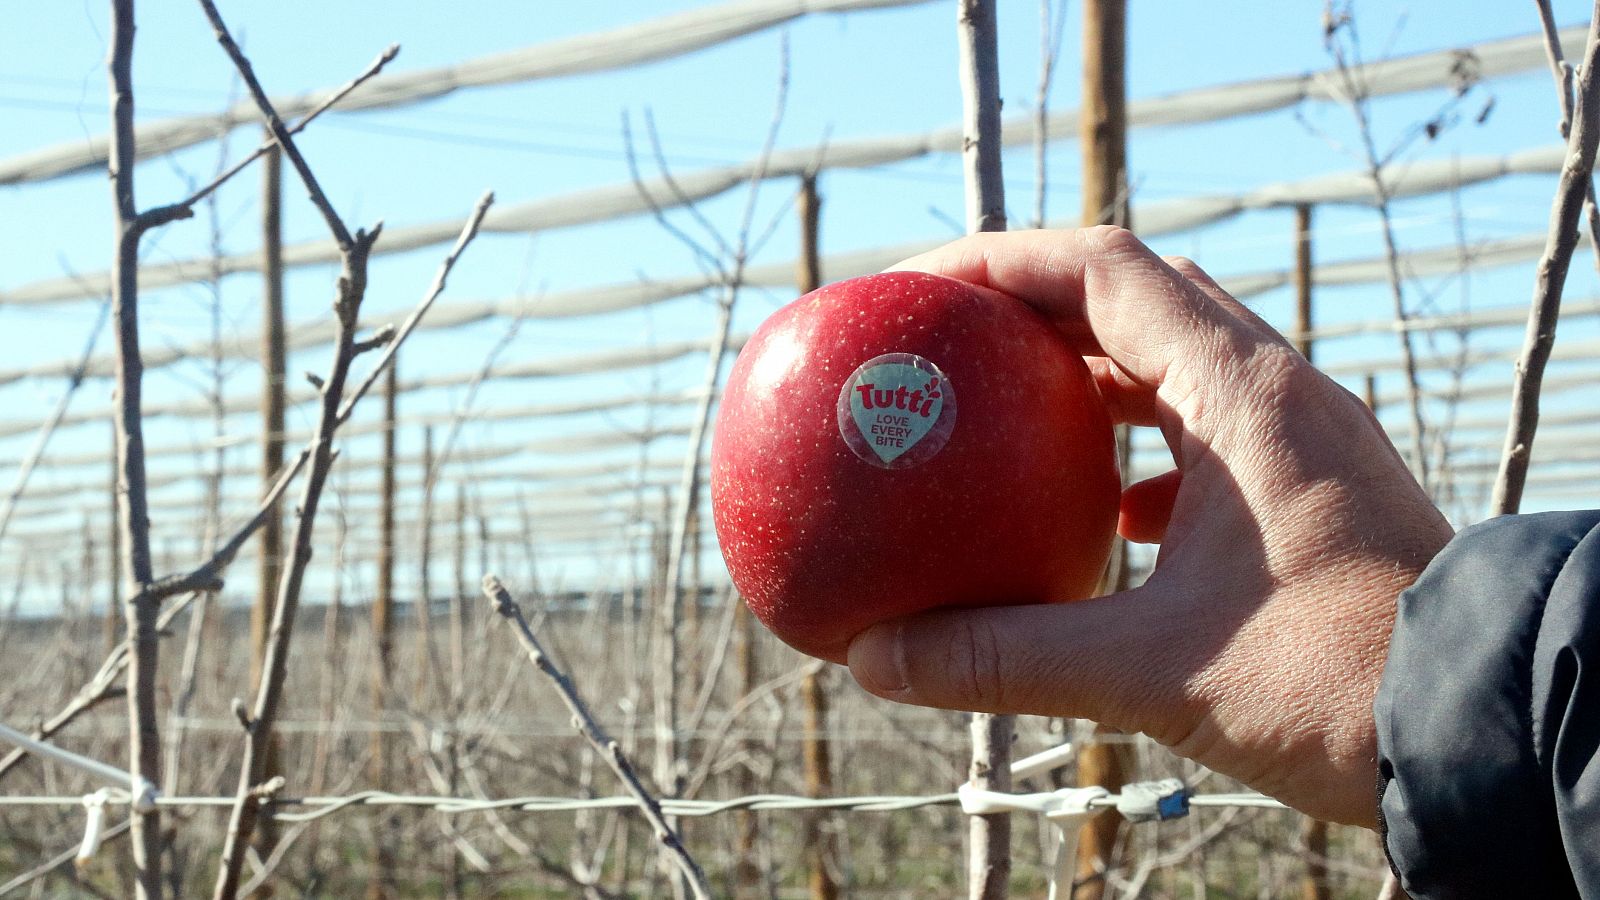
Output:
1 14 1596 560
0 150 1589 386
0 0 938 186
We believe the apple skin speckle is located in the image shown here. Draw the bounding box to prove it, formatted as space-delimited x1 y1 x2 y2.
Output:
710 271 1120 663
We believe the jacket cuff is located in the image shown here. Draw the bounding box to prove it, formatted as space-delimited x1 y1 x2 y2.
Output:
1375 509 1600 899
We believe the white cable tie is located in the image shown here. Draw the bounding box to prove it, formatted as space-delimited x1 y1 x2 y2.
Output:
959 780 1109 900
75 789 112 866
0 720 133 791
959 783 1103 817
1043 788 1110 900
1115 778 1190 823
1009 742 1073 782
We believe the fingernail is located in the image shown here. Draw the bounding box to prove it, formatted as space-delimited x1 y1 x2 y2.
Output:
848 623 909 696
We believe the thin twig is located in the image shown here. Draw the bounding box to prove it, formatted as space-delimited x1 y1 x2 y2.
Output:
0 819 132 898
334 193 496 427
194 0 355 247
0 296 111 548
625 45 789 897
0 589 198 782
1533 0 1600 279
1322 3 1433 492
174 44 399 213
210 194 490 899
191 9 493 892
481 575 712 899
1493 1 1600 513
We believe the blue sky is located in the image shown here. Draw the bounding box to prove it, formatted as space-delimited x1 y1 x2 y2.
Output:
0 0 1597 608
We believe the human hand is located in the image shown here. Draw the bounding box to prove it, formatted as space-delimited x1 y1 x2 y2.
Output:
845 227 1453 828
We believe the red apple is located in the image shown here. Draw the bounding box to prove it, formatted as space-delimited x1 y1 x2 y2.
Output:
710 271 1120 663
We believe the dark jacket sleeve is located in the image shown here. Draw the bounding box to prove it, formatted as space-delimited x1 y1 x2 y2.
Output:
1375 509 1600 899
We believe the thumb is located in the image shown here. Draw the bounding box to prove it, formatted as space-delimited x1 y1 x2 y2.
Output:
845 589 1191 739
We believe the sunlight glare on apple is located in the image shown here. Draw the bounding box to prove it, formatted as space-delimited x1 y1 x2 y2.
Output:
744 327 806 399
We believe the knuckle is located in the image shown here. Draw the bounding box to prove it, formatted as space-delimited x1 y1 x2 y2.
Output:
1081 223 1143 259
943 618 1008 711
1162 254 1198 273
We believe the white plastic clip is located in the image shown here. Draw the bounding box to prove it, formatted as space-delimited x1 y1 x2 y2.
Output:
76 788 113 867
1116 778 1190 823
1009 742 1074 783
959 783 1108 899
1042 788 1110 900
131 777 160 815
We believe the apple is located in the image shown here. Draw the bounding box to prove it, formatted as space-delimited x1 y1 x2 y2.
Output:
710 271 1120 663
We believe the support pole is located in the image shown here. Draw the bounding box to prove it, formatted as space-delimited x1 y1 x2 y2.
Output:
252 136 287 864
417 425 435 694
793 173 840 900
254 140 285 696
106 426 121 655
1076 0 1132 896
1290 202 1331 900
368 361 398 900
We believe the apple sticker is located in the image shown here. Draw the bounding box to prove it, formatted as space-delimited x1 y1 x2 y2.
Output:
837 352 958 468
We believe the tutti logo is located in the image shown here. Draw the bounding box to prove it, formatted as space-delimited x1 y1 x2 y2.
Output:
837 354 957 468
853 377 942 419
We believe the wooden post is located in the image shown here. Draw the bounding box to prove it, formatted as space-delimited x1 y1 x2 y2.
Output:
447 481 467 900
789 173 840 900
451 482 467 707
417 425 435 694
253 135 287 866
1076 0 1132 895
368 361 398 900
1291 203 1332 900
1293 204 1314 362
957 3 1012 898
732 597 762 898
254 140 285 695
106 426 121 655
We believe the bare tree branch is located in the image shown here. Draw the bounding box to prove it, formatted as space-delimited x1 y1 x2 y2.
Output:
1322 3 1438 492
1531 0 1600 273
957 2 1012 898
0 297 111 548
174 44 400 215
187 10 495 893
106 0 170 891
1493 1 1600 512
194 0 355 247
210 193 490 899
482 574 712 900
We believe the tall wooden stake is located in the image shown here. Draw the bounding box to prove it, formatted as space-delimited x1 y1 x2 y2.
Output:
417 425 436 694
1076 0 1132 896
1293 205 1314 361
957 2 1012 898
368 361 398 900
253 135 287 867
791 174 840 900
106 426 121 655
254 140 285 695
451 481 468 703
732 598 762 898
1290 203 1331 900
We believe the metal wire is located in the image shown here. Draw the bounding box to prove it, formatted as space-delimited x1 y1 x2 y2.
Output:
0 788 1287 823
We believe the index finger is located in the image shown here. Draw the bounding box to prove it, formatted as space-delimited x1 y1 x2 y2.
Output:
887 226 1282 397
